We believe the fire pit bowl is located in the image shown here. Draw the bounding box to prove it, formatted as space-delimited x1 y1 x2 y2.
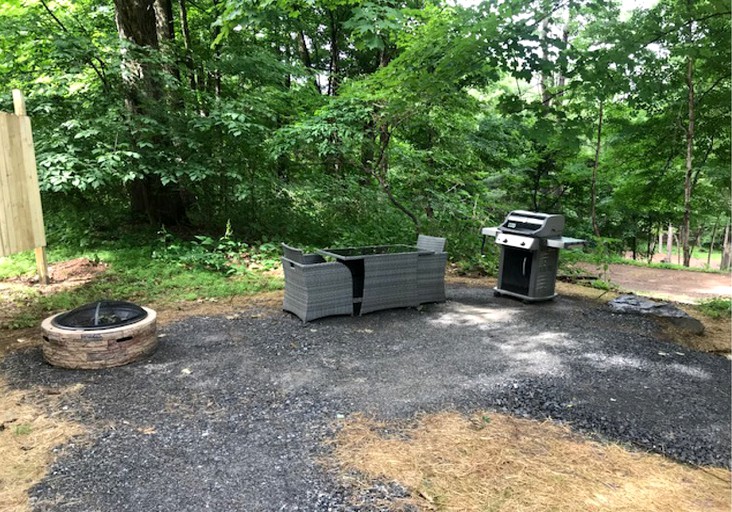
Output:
41 300 158 369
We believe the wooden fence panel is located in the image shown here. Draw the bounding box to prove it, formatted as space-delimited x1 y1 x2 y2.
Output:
0 111 46 257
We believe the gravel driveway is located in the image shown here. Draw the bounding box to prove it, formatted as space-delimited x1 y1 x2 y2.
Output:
2 283 730 511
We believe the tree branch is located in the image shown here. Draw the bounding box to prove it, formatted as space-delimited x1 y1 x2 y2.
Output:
696 74 728 106
38 0 110 90
641 11 731 47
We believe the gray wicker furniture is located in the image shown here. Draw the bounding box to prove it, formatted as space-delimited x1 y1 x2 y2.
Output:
316 245 430 315
416 235 447 303
282 243 326 264
281 244 353 322
416 235 446 252
361 252 419 315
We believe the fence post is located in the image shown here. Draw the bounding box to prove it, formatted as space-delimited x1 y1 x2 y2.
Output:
12 89 49 285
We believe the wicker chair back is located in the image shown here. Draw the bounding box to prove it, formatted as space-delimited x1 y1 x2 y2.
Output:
282 243 327 264
282 243 304 262
416 235 446 252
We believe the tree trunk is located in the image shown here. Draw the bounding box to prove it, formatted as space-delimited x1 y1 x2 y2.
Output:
650 226 660 264
114 0 159 111
590 99 603 237
646 220 655 260
708 217 719 266
327 9 340 95
178 0 198 91
721 224 731 271
539 17 551 106
681 54 695 267
154 0 174 42
631 236 637 260
114 0 188 225
367 122 420 234
296 30 320 92
209 0 222 98
531 162 543 212
689 225 703 264
658 228 663 255
666 224 673 262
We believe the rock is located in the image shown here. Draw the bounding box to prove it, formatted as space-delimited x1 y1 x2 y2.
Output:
608 294 705 335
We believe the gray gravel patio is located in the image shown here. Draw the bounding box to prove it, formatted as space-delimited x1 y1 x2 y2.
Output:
1 282 730 511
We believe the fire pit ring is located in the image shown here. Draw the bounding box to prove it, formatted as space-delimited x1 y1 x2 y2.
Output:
41 300 158 369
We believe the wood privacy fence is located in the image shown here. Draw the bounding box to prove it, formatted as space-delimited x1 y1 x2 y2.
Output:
0 90 48 283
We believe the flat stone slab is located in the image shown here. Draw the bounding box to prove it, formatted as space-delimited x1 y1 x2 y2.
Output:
608 294 705 335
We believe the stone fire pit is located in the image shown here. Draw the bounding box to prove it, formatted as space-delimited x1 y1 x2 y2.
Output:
41 300 157 369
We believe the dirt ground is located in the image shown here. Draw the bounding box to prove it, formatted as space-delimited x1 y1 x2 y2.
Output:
573 262 732 303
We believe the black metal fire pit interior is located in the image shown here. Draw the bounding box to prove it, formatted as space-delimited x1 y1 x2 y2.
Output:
51 300 149 331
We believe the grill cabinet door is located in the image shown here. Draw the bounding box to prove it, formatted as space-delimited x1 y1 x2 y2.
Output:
500 247 533 295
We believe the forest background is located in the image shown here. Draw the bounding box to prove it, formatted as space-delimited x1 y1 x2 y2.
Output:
1 0 730 275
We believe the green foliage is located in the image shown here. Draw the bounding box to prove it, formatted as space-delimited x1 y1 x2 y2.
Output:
581 236 623 279
14 424 32 436
1 247 282 329
152 223 280 275
0 0 728 278
0 252 36 280
588 279 618 292
697 298 732 319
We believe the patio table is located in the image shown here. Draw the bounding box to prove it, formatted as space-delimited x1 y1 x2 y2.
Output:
317 245 433 315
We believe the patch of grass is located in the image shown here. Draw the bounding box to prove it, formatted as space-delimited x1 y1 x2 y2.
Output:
0 253 36 280
566 250 729 275
0 241 283 329
589 279 618 291
152 224 280 275
13 424 32 436
697 298 732 319
332 412 731 512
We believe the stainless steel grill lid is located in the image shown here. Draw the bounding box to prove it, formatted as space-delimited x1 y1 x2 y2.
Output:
497 210 565 237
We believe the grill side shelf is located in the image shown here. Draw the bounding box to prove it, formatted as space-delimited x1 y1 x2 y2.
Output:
546 237 586 249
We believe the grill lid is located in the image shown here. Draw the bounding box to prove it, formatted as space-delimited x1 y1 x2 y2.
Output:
52 300 148 331
498 210 565 237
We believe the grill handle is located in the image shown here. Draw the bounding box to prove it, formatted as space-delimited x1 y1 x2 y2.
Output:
522 257 527 276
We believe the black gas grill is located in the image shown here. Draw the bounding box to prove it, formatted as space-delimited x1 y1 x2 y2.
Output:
481 211 585 302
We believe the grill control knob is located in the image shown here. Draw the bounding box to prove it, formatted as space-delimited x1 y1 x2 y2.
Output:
520 242 526 246
502 238 508 242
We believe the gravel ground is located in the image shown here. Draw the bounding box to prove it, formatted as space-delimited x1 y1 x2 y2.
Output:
1 283 730 511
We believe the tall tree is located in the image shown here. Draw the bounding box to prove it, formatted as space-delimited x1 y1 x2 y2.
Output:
623 0 731 266
114 0 189 224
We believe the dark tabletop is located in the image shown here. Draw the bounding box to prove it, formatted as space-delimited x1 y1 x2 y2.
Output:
317 244 430 259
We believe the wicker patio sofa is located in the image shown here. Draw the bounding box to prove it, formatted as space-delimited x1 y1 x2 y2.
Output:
281 244 354 322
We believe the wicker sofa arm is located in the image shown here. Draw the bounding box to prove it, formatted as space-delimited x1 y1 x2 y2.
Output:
417 251 447 304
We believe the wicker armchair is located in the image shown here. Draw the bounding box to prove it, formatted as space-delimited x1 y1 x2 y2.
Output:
281 245 353 322
416 235 447 304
